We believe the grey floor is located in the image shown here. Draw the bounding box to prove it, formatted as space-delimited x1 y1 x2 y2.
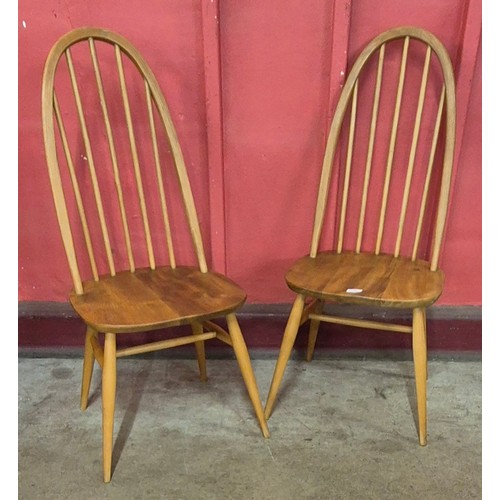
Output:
19 354 481 499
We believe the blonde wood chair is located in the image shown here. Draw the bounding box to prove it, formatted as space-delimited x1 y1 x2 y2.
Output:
42 27 269 482
264 26 456 445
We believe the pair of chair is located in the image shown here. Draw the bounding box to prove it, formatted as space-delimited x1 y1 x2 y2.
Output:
42 26 456 482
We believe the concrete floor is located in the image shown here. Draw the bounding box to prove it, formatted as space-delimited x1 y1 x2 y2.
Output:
18 355 481 499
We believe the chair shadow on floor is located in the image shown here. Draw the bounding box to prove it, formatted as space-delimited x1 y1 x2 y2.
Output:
85 355 267 476
112 364 152 476
85 362 152 476
400 361 419 438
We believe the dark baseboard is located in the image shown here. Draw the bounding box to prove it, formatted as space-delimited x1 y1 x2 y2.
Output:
18 301 482 359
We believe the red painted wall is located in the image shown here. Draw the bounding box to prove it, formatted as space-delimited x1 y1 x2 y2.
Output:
18 0 481 306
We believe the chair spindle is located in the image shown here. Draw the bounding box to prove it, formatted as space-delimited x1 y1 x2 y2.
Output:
145 82 177 268
89 38 136 272
336 80 358 253
412 86 446 261
115 44 156 270
355 44 385 253
394 45 432 257
53 93 99 281
375 36 410 254
66 48 116 276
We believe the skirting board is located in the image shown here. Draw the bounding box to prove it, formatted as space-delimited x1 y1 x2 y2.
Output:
18 302 481 359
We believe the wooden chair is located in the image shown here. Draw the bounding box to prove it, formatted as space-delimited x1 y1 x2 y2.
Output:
41 27 269 482
264 27 456 445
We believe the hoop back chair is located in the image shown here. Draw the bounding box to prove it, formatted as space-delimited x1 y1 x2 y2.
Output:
264 27 456 445
42 27 269 482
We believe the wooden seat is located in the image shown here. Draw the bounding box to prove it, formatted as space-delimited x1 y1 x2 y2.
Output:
42 27 269 483
265 26 456 446
286 252 444 308
70 267 246 333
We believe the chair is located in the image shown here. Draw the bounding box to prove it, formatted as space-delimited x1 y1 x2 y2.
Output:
41 27 269 482
264 26 456 445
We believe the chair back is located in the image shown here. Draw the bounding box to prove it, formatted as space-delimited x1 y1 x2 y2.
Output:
42 28 208 295
310 26 456 271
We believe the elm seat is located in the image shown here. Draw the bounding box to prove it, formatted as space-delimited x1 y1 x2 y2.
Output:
264 26 457 448
70 267 247 333
286 252 444 309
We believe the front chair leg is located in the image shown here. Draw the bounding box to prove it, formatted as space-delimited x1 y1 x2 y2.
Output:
102 333 117 482
264 294 305 420
412 307 428 446
226 313 270 438
191 322 208 381
81 326 98 410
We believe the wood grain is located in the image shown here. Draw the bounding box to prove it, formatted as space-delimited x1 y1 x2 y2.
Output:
286 252 444 308
70 266 246 333
102 332 116 483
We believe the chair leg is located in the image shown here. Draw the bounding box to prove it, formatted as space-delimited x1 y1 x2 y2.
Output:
191 322 208 382
264 294 305 420
423 317 428 382
306 300 323 362
81 326 97 411
226 313 270 438
102 333 117 483
412 307 427 446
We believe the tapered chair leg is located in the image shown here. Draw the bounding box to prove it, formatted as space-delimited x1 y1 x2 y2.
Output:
226 313 270 438
306 300 324 362
191 322 208 381
265 294 305 419
412 307 427 446
81 326 97 411
102 333 117 483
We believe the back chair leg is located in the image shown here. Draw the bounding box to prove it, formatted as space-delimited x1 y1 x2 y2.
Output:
226 313 270 438
412 307 427 446
191 322 208 381
102 333 117 483
81 326 97 411
265 294 305 419
306 300 324 362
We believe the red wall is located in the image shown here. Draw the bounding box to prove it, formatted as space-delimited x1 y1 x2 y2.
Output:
18 0 481 306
